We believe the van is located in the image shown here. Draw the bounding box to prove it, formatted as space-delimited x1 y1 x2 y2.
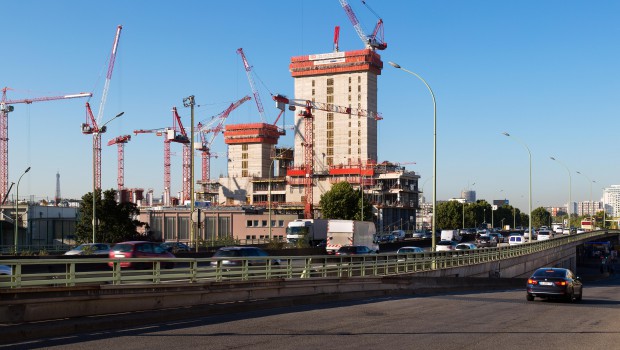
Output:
440 229 462 242
508 235 525 245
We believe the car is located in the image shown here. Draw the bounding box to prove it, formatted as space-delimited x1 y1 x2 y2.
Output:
576 229 586 234
210 246 279 267
411 230 432 239
161 241 191 253
454 243 477 250
475 233 497 248
537 230 553 241
108 241 176 269
391 230 406 241
0 265 11 276
397 246 425 254
378 233 396 243
488 232 504 244
64 243 111 256
508 234 525 245
335 245 375 255
436 240 459 251
526 267 583 302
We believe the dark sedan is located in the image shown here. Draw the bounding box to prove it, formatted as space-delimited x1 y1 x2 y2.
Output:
526 267 583 302
475 234 497 248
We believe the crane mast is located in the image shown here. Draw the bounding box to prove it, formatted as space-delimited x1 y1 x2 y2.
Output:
171 107 190 202
0 87 91 204
273 94 382 219
82 25 123 192
107 134 131 196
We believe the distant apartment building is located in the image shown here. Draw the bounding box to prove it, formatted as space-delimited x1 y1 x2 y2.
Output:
461 190 476 203
576 201 603 216
603 185 620 216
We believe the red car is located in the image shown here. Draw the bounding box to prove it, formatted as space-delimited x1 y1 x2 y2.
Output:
108 241 175 269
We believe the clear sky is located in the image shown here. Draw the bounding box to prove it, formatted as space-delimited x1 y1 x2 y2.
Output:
2 0 619 212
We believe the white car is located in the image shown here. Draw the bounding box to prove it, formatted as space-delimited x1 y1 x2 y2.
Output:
64 243 111 256
436 240 458 251
537 230 553 241
454 243 477 250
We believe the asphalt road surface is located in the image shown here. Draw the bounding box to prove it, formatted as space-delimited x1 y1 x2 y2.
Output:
4 276 620 350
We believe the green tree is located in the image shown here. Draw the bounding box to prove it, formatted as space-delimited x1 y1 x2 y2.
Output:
76 189 144 243
435 201 462 230
319 181 372 220
531 207 551 228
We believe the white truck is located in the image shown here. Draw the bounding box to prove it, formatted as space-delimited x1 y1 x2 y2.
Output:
286 219 329 246
440 229 462 242
325 219 379 254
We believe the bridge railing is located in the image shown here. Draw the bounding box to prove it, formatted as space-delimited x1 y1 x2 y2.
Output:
0 230 613 289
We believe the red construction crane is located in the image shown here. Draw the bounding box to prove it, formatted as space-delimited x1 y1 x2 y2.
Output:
133 127 171 206
82 25 123 191
195 95 251 183
339 0 387 50
273 94 382 219
0 87 92 204
107 134 131 195
236 48 266 123
171 107 190 203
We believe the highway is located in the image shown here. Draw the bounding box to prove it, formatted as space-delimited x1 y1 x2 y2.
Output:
3 275 619 349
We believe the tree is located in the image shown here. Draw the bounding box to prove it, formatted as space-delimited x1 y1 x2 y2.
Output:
319 181 372 220
531 207 551 228
435 201 462 230
75 189 144 243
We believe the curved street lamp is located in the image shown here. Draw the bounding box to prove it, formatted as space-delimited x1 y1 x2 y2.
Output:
502 132 532 241
92 111 124 243
14 166 31 251
389 61 437 251
550 157 571 227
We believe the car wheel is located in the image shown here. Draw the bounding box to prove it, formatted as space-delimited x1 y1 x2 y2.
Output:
576 291 583 302
526 294 534 301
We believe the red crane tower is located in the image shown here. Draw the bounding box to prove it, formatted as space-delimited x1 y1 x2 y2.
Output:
195 95 251 183
171 107 190 202
339 0 387 51
273 94 382 219
107 134 131 196
81 25 123 191
0 87 92 204
133 127 171 205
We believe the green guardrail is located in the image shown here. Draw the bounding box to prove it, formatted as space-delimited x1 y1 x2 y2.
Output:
0 230 614 289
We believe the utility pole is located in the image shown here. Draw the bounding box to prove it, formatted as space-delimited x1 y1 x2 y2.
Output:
183 95 196 251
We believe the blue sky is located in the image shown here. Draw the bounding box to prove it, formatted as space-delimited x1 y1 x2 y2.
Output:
2 0 618 212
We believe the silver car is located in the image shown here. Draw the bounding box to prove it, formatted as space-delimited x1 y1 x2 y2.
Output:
64 243 111 256
0 265 11 275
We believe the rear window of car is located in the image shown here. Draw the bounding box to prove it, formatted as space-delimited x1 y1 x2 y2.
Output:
112 244 134 252
533 269 565 278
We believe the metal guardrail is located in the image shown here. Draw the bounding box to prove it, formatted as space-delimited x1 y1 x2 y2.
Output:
0 230 614 289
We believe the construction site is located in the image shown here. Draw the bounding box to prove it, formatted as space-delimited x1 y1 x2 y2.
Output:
0 1 421 247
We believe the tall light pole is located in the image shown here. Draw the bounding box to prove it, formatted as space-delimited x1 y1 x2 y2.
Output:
92 111 124 243
389 61 437 251
550 157 571 227
183 96 196 250
14 166 30 250
502 132 532 242
269 148 290 240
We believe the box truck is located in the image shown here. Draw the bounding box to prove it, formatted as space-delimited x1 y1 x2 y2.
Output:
285 219 329 246
325 219 378 254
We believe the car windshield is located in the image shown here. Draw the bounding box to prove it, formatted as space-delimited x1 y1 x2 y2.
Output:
533 269 566 278
73 244 89 251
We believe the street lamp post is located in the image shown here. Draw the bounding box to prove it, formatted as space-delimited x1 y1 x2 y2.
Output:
389 61 437 251
92 111 124 243
502 132 532 242
14 166 31 251
550 157 571 227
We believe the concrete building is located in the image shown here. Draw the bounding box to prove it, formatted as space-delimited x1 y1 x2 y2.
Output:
577 201 603 216
603 185 620 216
